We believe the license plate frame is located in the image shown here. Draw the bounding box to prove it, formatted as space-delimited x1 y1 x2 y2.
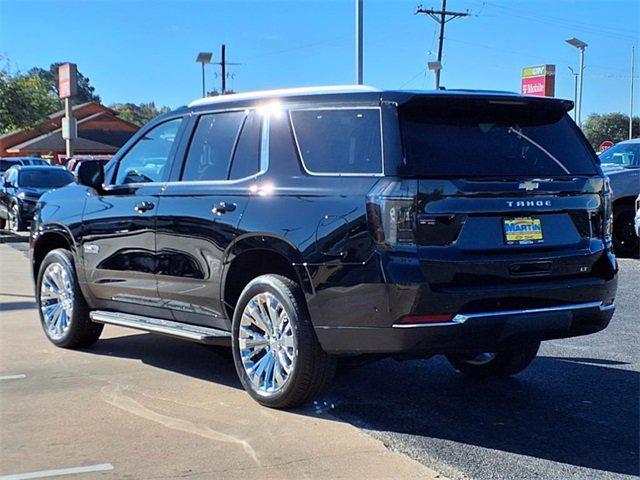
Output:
503 217 544 245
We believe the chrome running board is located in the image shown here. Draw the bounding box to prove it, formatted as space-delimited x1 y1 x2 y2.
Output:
90 310 231 345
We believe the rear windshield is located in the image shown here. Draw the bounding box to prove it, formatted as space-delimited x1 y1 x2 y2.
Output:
19 169 74 188
399 98 597 178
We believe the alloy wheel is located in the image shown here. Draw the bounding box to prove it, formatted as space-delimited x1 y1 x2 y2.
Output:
238 292 297 396
40 262 74 340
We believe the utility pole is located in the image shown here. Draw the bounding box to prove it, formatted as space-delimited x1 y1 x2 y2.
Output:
568 66 579 122
213 44 240 94
355 0 363 84
630 45 635 139
416 1 469 89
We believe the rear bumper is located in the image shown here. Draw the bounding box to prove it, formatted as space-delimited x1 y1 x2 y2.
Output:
316 301 615 354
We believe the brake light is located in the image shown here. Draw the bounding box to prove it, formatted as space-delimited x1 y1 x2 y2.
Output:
398 314 455 324
366 180 416 246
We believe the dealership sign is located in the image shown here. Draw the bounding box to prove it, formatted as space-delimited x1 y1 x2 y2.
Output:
521 64 555 97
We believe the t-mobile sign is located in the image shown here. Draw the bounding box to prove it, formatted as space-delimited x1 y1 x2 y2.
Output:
521 65 555 97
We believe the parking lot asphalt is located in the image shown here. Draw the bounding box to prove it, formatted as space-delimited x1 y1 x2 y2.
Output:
326 258 639 480
1 241 637 480
0 243 439 480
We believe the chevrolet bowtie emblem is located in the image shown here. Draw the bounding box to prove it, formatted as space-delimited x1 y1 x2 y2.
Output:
519 181 540 191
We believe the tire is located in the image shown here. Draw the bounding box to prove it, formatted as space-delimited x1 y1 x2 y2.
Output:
36 248 103 349
231 274 336 409
613 204 639 258
446 340 540 379
8 203 24 232
0 216 5 230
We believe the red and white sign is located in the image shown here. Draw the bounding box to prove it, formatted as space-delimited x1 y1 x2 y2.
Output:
58 63 78 99
521 65 555 97
599 141 614 152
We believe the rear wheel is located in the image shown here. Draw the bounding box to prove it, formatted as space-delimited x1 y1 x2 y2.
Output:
613 204 639 258
36 249 103 348
231 274 335 409
446 340 540 378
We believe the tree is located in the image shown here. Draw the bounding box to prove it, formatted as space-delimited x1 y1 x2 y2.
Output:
0 67 61 133
28 63 100 104
582 113 639 149
109 102 171 126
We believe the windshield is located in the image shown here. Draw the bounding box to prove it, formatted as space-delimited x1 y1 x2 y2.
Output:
399 98 598 178
0 160 19 173
18 169 74 188
599 142 639 167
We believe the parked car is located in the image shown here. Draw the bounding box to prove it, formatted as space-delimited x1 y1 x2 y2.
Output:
30 86 618 409
599 138 640 257
635 194 640 238
66 156 111 174
0 157 49 177
0 165 74 231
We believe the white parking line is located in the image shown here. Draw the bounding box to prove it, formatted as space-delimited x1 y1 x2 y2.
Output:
0 374 26 381
0 463 114 480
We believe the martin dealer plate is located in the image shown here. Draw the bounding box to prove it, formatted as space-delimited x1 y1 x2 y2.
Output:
503 217 543 245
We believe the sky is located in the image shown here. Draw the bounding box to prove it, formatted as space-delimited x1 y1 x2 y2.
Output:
0 0 638 118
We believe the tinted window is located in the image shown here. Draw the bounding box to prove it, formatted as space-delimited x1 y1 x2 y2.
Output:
0 160 19 173
399 99 597 178
18 169 73 188
229 111 261 180
599 142 640 167
290 109 382 174
182 112 245 181
115 118 182 185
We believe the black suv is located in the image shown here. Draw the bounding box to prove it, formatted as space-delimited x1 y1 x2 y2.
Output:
30 86 618 408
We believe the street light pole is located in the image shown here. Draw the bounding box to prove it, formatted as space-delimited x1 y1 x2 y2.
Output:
355 0 363 84
195 52 213 98
565 37 588 126
630 45 635 140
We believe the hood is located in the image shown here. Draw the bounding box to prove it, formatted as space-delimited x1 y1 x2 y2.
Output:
601 165 629 175
18 187 48 197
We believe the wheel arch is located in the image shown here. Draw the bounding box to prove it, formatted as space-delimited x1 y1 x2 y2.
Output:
221 234 313 319
31 225 77 281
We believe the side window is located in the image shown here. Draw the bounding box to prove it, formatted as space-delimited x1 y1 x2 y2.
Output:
114 118 182 185
229 111 262 180
182 111 245 181
290 108 382 174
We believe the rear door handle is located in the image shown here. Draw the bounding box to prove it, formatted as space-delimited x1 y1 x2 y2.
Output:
212 201 236 216
134 201 155 213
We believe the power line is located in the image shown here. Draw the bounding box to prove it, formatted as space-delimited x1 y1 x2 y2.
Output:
212 44 240 94
416 1 471 89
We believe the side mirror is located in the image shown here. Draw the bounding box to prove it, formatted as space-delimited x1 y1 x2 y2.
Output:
76 161 104 192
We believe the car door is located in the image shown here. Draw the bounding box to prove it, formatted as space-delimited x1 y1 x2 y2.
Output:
80 116 186 318
155 109 263 329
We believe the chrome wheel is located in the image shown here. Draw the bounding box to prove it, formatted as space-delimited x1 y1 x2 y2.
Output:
40 262 74 340
465 352 497 366
7 204 18 232
238 292 297 396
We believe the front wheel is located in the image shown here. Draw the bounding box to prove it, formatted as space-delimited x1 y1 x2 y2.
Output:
446 340 540 379
231 274 335 409
36 249 103 348
7 203 24 232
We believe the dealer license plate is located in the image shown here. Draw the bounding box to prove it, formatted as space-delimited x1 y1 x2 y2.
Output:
503 217 543 245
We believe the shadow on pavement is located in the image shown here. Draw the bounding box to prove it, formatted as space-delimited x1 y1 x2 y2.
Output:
0 300 37 312
87 332 242 390
328 355 639 477
80 332 638 476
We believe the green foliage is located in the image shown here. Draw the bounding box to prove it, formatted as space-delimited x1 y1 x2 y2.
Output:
0 67 61 133
582 113 639 149
109 102 171 127
27 63 101 104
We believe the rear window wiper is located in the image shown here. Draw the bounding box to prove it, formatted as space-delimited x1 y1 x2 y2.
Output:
507 126 571 175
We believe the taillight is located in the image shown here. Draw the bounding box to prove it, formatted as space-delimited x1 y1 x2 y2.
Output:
603 178 613 242
366 180 416 247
